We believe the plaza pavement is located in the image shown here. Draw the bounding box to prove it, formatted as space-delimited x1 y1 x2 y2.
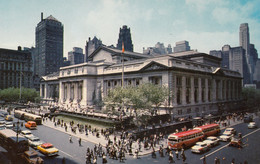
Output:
41 114 247 156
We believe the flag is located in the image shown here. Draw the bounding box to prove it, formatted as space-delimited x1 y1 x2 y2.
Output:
122 42 125 53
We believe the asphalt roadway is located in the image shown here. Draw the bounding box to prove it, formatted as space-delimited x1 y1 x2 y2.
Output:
1 115 260 164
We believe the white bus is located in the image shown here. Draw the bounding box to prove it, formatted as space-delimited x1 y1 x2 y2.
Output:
14 110 27 120
24 113 42 125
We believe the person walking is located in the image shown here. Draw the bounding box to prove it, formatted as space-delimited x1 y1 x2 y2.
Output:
214 157 220 164
69 135 72 143
175 149 179 160
202 155 206 164
79 137 82 146
169 151 175 163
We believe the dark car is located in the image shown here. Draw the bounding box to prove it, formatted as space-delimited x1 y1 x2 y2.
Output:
244 115 253 123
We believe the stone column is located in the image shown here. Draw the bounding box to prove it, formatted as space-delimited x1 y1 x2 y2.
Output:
219 80 222 100
44 83 47 99
181 76 186 105
81 79 87 107
40 84 43 98
205 78 208 103
190 76 195 104
74 82 79 103
198 78 202 103
212 79 216 102
59 81 63 104
173 75 177 106
222 80 226 100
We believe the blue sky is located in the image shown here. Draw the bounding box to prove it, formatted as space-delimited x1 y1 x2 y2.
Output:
0 0 259 57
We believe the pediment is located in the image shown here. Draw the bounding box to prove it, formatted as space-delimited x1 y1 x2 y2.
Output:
141 61 168 71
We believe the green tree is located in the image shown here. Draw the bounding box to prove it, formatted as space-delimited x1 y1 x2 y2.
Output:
0 87 40 103
242 87 260 110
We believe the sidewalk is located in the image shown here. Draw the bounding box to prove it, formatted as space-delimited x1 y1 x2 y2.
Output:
42 114 249 157
42 118 168 156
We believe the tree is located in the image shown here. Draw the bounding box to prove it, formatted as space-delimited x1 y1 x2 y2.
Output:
0 87 40 103
242 87 260 110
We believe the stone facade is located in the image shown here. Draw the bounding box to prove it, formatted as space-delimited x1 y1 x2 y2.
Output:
41 46 242 117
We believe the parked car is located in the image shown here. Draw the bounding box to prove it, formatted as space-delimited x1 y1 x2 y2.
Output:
5 121 13 129
28 136 44 148
191 142 209 153
0 124 6 130
223 128 236 135
248 122 257 129
37 143 59 156
25 121 37 130
203 136 220 147
21 130 34 138
21 150 44 164
219 133 232 142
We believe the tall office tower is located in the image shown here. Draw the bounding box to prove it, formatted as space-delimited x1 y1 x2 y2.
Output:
85 37 102 62
239 23 253 83
166 44 173 54
116 25 134 52
0 47 33 89
174 40 191 53
35 12 64 77
68 47 84 65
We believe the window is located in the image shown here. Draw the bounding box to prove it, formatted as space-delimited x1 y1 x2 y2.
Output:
178 109 182 115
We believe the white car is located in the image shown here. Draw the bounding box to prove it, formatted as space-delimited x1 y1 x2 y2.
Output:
219 133 232 142
191 142 209 153
203 136 219 147
27 136 44 148
21 130 34 138
223 128 236 135
248 122 257 129
5 122 13 129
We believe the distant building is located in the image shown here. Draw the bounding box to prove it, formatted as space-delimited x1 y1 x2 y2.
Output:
210 45 249 85
68 47 84 65
210 23 259 86
174 40 190 53
35 12 64 77
62 57 70 67
85 37 102 62
143 42 172 55
116 25 133 52
0 47 33 89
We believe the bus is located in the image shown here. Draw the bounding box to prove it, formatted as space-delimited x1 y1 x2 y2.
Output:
0 129 29 156
14 110 27 120
194 123 220 137
24 113 42 125
168 129 204 149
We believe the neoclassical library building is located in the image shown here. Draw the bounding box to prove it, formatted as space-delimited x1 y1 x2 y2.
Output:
40 46 242 117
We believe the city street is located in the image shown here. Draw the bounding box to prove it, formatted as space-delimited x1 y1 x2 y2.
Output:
1 113 259 164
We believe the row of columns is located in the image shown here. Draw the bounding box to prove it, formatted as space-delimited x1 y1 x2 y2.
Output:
172 74 241 106
59 81 83 104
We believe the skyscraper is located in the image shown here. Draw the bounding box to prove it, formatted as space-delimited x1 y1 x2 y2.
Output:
239 23 253 83
35 13 64 77
68 47 84 65
173 41 191 53
85 37 102 62
116 25 133 52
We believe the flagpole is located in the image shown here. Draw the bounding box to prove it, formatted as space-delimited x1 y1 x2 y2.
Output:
122 43 124 88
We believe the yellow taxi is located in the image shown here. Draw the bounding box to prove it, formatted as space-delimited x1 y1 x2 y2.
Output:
37 143 59 156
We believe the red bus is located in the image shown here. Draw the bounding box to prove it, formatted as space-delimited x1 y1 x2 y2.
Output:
168 129 204 149
194 123 220 137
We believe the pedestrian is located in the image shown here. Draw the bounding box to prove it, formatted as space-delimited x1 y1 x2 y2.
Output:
175 149 179 160
181 153 186 164
62 157 66 164
203 155 206 164
214 157 220 164
231 158 235 164
69 135 72 143
169 151 175 163
79 137 82 146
